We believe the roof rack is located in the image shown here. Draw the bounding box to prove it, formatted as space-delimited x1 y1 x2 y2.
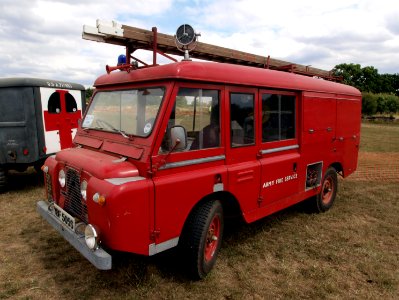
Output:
83 20 342 82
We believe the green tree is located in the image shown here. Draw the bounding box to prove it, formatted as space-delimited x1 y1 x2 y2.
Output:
360 66 379 92
379 74 397 94
362 93 377 115
386 94 399 114
333 63 399 96
333 63 363 89
85 87 94 105
376 95 387 114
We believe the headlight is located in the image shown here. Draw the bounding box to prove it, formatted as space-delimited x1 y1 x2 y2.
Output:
80 180 88 200
85 224 100 250
58 169 66 187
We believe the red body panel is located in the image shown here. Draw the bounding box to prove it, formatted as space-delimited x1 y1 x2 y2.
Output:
55 148 139 179
44 61 361 257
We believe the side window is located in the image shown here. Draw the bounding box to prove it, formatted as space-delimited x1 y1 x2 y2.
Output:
161 88 220 152
262 93 295 142
48 92 61 114
230 93 255 147
65 93 78 113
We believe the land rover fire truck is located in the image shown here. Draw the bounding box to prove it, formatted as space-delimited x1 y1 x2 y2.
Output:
37 21 361 279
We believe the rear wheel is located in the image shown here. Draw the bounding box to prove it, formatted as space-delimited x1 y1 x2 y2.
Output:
180 200 224 279
0 167 8 193
316 167 338 212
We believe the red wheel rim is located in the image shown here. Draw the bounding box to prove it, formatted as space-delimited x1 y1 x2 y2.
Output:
321 176 334 205
204 215 221 262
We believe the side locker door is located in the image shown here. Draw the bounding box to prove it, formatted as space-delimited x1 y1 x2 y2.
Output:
335 96 361 176
225 87 261 217
302 92 337 188
258 90 300 208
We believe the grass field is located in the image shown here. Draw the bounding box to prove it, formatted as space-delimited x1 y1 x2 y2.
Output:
0 123 398 299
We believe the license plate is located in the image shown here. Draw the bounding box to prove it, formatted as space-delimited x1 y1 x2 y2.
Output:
53 203 75 231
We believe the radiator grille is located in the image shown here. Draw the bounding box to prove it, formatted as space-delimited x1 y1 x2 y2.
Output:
45 173 53 202
64 168 88 223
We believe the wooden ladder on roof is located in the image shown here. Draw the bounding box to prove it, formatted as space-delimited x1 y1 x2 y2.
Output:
83 20 341 81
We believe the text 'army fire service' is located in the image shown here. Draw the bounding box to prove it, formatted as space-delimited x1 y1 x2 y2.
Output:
37 20 361 279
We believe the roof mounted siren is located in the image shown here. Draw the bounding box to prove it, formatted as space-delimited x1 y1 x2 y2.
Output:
174 24 201 61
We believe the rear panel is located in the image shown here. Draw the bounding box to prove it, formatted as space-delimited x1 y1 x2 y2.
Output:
0 87 40 165
40 87 84 154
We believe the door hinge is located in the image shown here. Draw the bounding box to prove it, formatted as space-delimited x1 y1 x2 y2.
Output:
257 196 263 207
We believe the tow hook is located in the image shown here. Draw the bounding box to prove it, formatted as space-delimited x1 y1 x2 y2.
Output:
7 150 17 161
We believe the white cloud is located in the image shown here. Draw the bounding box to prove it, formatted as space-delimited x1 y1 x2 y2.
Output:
192 0 399 73
0 0 398 86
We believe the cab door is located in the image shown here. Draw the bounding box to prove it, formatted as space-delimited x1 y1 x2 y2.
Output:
225 87 261 216
258 90 300 208
151 83 227 250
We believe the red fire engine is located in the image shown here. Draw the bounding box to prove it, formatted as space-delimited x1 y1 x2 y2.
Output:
37 21 361 279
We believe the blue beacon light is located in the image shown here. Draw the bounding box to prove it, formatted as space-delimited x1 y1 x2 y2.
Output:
117 54 126 65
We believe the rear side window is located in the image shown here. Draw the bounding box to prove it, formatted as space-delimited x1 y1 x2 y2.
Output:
262 94 295 142
48 92 61 114
65 93 78 112
230 93 255 147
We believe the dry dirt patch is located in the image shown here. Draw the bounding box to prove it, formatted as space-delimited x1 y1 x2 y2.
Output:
349 152 399 182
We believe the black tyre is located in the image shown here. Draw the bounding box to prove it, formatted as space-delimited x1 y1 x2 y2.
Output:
0 167 7 193
34 162 43 174
181 200 224 279
315 167 338 212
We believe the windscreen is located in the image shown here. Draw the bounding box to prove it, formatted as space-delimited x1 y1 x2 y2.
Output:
82 87 164 137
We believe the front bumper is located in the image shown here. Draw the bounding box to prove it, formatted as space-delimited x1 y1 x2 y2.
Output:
36 200 112 270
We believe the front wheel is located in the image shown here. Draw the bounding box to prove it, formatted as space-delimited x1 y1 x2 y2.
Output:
180 200 224 279
315 167 338 212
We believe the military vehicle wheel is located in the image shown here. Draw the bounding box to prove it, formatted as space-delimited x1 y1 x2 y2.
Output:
315 167 338 212
181 200 224 279
34 162 43 174
0 167 7 193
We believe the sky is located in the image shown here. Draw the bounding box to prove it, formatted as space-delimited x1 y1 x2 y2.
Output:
1 0 399 87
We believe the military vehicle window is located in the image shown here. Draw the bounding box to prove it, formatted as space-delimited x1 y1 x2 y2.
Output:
48 92 61 114
65 93 78 113
160 88 220 152
0 88 25 122
262 94 295 142
230 93 255 147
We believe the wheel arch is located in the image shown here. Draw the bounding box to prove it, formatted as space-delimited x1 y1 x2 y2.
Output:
329 162 343 176
179 191 243 241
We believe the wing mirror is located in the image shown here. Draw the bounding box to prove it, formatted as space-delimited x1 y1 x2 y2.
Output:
169 125 187 151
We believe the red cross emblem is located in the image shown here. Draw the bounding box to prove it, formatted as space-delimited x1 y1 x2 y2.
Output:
43 90 82 149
